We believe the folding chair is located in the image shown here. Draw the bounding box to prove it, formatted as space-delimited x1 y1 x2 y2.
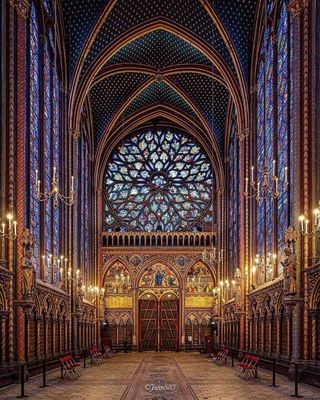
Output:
216 348 229 366
69 355 82 376
241 356 259 380
90 347 103 364
61 356 78 380
236 354 252 376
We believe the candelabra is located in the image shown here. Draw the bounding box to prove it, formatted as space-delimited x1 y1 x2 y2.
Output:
34 165 75 208
42 254 69 284
245 159 288 201
0 213 17 240
299 202 320 239
202 247 223 264
83 285 105 302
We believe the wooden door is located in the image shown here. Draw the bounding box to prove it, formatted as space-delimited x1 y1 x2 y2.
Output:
139 299 158 351
160 299 179 351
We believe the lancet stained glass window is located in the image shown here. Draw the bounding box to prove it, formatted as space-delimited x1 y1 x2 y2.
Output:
27 1 62 284
255 0 291 279
277 0 290 253
228 115 240 276
29 2 41 274
104 129 213 232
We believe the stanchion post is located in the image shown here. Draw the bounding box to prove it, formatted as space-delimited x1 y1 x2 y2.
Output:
291 363 303 398
272 359 277 387
231 351 234 368
83 350 86 368
39 359 49 388
17 363 28 398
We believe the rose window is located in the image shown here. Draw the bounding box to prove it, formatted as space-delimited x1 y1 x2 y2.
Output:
104 129 213 232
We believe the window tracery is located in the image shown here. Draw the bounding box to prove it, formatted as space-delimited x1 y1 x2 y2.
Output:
255 0 292 280
27 0 62 283
104 129 214 232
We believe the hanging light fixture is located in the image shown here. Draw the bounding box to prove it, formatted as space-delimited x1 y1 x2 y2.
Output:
34 0 75 209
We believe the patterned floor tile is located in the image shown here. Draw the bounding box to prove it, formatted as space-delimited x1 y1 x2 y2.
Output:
0 353 319 400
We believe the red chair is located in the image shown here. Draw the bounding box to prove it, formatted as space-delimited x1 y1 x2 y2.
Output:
236 354 252 376
61 356 78 379
241 356 259 380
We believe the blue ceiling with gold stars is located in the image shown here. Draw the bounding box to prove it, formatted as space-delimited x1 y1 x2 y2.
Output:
61 0 258 155
91 73 149 148
120 80 200 123
107 30 211 68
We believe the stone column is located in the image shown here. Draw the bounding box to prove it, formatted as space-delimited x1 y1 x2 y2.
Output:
10 0 30 363
308 309 318 360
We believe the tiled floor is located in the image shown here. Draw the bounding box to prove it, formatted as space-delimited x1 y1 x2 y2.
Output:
1 352 320 400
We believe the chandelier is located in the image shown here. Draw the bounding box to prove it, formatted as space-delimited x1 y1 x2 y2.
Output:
0 213 17 241
35 166 75 208
245 160 288 201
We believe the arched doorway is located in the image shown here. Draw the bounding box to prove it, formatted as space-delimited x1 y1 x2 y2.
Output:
139 292 179 352
138 263 179 352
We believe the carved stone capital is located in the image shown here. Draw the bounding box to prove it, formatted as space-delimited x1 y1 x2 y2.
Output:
250 85 257 95
237 128 250 142
60 84 68 95
10 0 30 18
216 187 224 196
70 127 81 140
288 0 302 20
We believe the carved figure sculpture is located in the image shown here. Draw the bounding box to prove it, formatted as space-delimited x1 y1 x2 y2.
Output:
20 228 36 299
280 225 297 296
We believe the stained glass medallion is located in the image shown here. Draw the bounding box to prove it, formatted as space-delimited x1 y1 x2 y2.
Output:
104 129 213 232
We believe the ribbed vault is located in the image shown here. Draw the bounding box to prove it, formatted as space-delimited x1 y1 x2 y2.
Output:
61 0 257 182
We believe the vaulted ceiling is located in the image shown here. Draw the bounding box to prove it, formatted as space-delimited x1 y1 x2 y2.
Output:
62 0 258 159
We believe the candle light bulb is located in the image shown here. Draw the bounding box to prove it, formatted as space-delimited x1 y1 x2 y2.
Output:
13 221 17 236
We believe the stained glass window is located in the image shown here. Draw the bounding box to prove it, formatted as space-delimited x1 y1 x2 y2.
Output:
27 1 62 284
255 0 291 279
256 42 265 260
228 115 240 275
277 0 290 253
43 39 52 283
104 129 213 232
52 64 60 285
29 2 41 275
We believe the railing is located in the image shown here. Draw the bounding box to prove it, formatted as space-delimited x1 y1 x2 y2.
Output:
220 346 320 398
101 231 215 248
0 347 92 395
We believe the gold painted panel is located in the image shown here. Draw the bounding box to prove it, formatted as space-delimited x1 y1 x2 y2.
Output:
185 295 213 308
106 296 133 309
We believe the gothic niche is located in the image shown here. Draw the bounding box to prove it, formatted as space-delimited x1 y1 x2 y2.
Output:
103 262 132 309
104 262 132 295
139 263 178 288
186 262 214 308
